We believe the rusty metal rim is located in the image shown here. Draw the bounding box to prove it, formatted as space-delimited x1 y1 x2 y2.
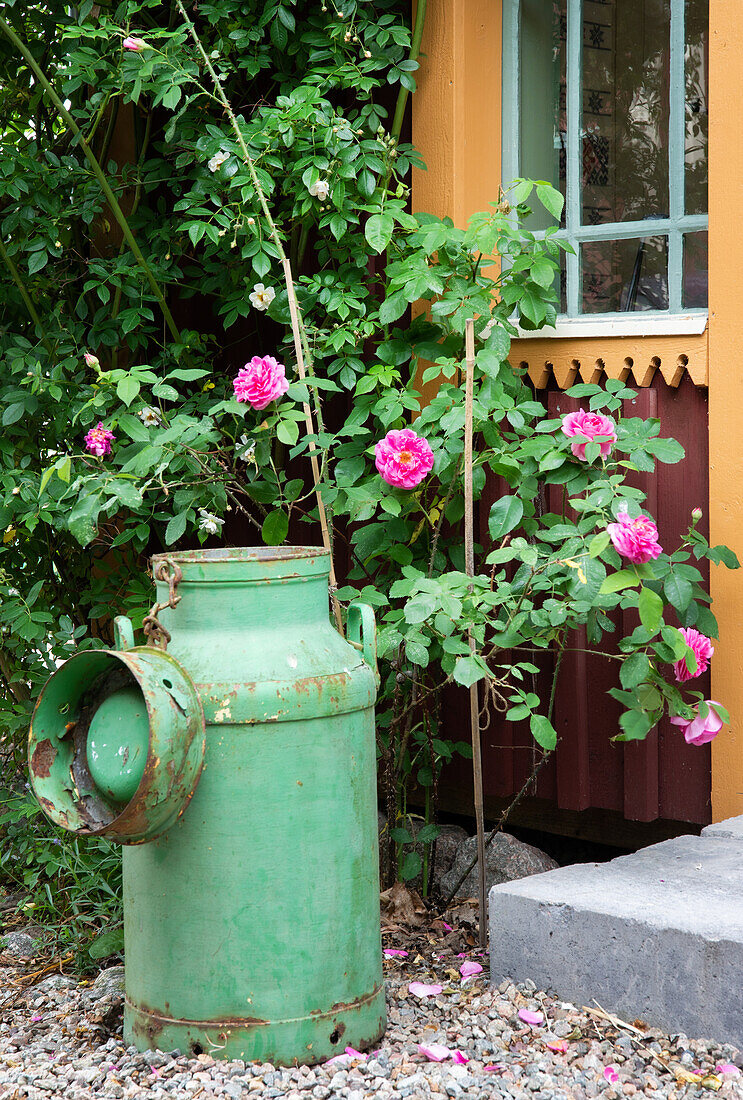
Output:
124 983 384 1030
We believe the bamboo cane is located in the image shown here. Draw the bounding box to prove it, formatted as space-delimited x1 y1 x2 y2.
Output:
464 318 487 947
282 258 343 633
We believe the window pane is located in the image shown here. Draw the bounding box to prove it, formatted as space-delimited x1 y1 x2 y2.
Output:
685 0 708 216
581 236 669 313
581 0 671 225
519 0 566 231
683 231 707 307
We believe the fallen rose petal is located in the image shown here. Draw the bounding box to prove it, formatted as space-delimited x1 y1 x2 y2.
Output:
408 981 443 998
31 1015 42 1022
451 1051 469 1064
545 1039 569 1053
484 1064 506 1073
604 1067 619 1083
460 961 483 979
442 921 453 931
417 1043 451 1062
518 1009 544 1026
383 949 408 958
344 1047 367 1058
716 1064 741 1075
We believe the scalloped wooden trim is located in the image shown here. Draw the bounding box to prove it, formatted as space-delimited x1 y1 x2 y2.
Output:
512 329 708 389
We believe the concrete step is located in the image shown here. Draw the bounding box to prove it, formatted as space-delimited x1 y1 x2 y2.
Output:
488 817 743 1047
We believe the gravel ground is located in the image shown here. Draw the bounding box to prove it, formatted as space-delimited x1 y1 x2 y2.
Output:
1 916 742 1100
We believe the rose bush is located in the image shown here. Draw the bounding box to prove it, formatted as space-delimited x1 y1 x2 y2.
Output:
0 0 738 920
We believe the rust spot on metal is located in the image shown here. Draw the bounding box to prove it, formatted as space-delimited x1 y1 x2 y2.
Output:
31 739 57 778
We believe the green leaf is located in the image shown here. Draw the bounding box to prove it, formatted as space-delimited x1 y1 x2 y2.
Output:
67 494 101 547
645 436 685 463
165 511 188 546
404 595 437 623
600 568 643 595
365 213 394 253
664 573 693 613
453 654 489 687
617 709 655 742
276 419 299 446
530 714 557 751
28 250 48 275
262 509 288 546
116 375 140 407
416 823 440 843
638 586 664 636
620 652 650 689
488 495 524 540
2 403 25 426
88 926 124 960
708 545 741 569
589 530 610 558
401 851 422 881
405 640 429 667
379 292 408 325
535 182 564 220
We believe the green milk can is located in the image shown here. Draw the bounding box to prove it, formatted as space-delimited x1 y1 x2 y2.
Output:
28 547 386 1065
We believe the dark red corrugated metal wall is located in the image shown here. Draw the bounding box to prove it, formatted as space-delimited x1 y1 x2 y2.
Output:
440 372 712 830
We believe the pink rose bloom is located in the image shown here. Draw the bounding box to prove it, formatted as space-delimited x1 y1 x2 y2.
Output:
607 507 662 564
374 429 434 489
561 409 617 461
84 422 115 458
123 36 147 51
233 355 289 410
670 701 725 746
673 627 714 682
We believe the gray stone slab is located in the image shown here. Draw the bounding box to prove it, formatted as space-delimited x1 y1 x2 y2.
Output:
489 833 743 1047
702 815 743 839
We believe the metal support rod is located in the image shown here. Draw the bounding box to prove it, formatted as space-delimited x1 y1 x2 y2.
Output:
464 318 487 946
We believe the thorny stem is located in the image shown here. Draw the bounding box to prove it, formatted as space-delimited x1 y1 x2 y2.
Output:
428 457 461 577
390 0 427 144
0 16 182 345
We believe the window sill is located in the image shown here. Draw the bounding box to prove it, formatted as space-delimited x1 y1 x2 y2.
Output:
514 313 708 340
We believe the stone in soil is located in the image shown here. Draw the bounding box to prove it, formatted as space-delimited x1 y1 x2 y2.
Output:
440 830 557 902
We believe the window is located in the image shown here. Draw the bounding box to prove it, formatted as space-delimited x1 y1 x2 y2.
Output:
502 0 708 318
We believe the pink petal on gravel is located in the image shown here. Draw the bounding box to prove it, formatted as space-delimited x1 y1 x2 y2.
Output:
31 1015 42 1022
604 1067 619 1083
484 1064 506 1073
518 1009 544 1026
383 949 408 958
344 1047 367 1058
442 922 453 931
417 1043 451 1062
716 1064 741 1075
460 961 483 979
408 981 443 998
451 1051 469 1064
545 1040 569 1053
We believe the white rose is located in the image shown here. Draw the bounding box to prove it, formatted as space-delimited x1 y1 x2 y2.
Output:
308 178 331 201
138 406 161 427
248 283 276 311
198 509 224 536
208 150 230 173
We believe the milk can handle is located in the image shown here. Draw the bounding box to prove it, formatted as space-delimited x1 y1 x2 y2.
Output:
347 602 378 682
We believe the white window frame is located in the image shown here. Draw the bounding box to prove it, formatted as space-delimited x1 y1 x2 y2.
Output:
502 0 709 328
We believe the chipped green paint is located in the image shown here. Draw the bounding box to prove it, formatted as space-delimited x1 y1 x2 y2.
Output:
29 547 384 1065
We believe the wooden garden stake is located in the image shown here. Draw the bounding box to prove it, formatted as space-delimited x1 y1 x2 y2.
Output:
282 257 344 634
464 318 487 947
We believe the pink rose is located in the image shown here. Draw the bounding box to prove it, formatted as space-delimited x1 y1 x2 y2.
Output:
374 429 434 489
123 36 147 51
670 701 725 746
561 409 617 461
84 422 115 458
607 507 662 564
233 355 289 410
673 627 714 682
